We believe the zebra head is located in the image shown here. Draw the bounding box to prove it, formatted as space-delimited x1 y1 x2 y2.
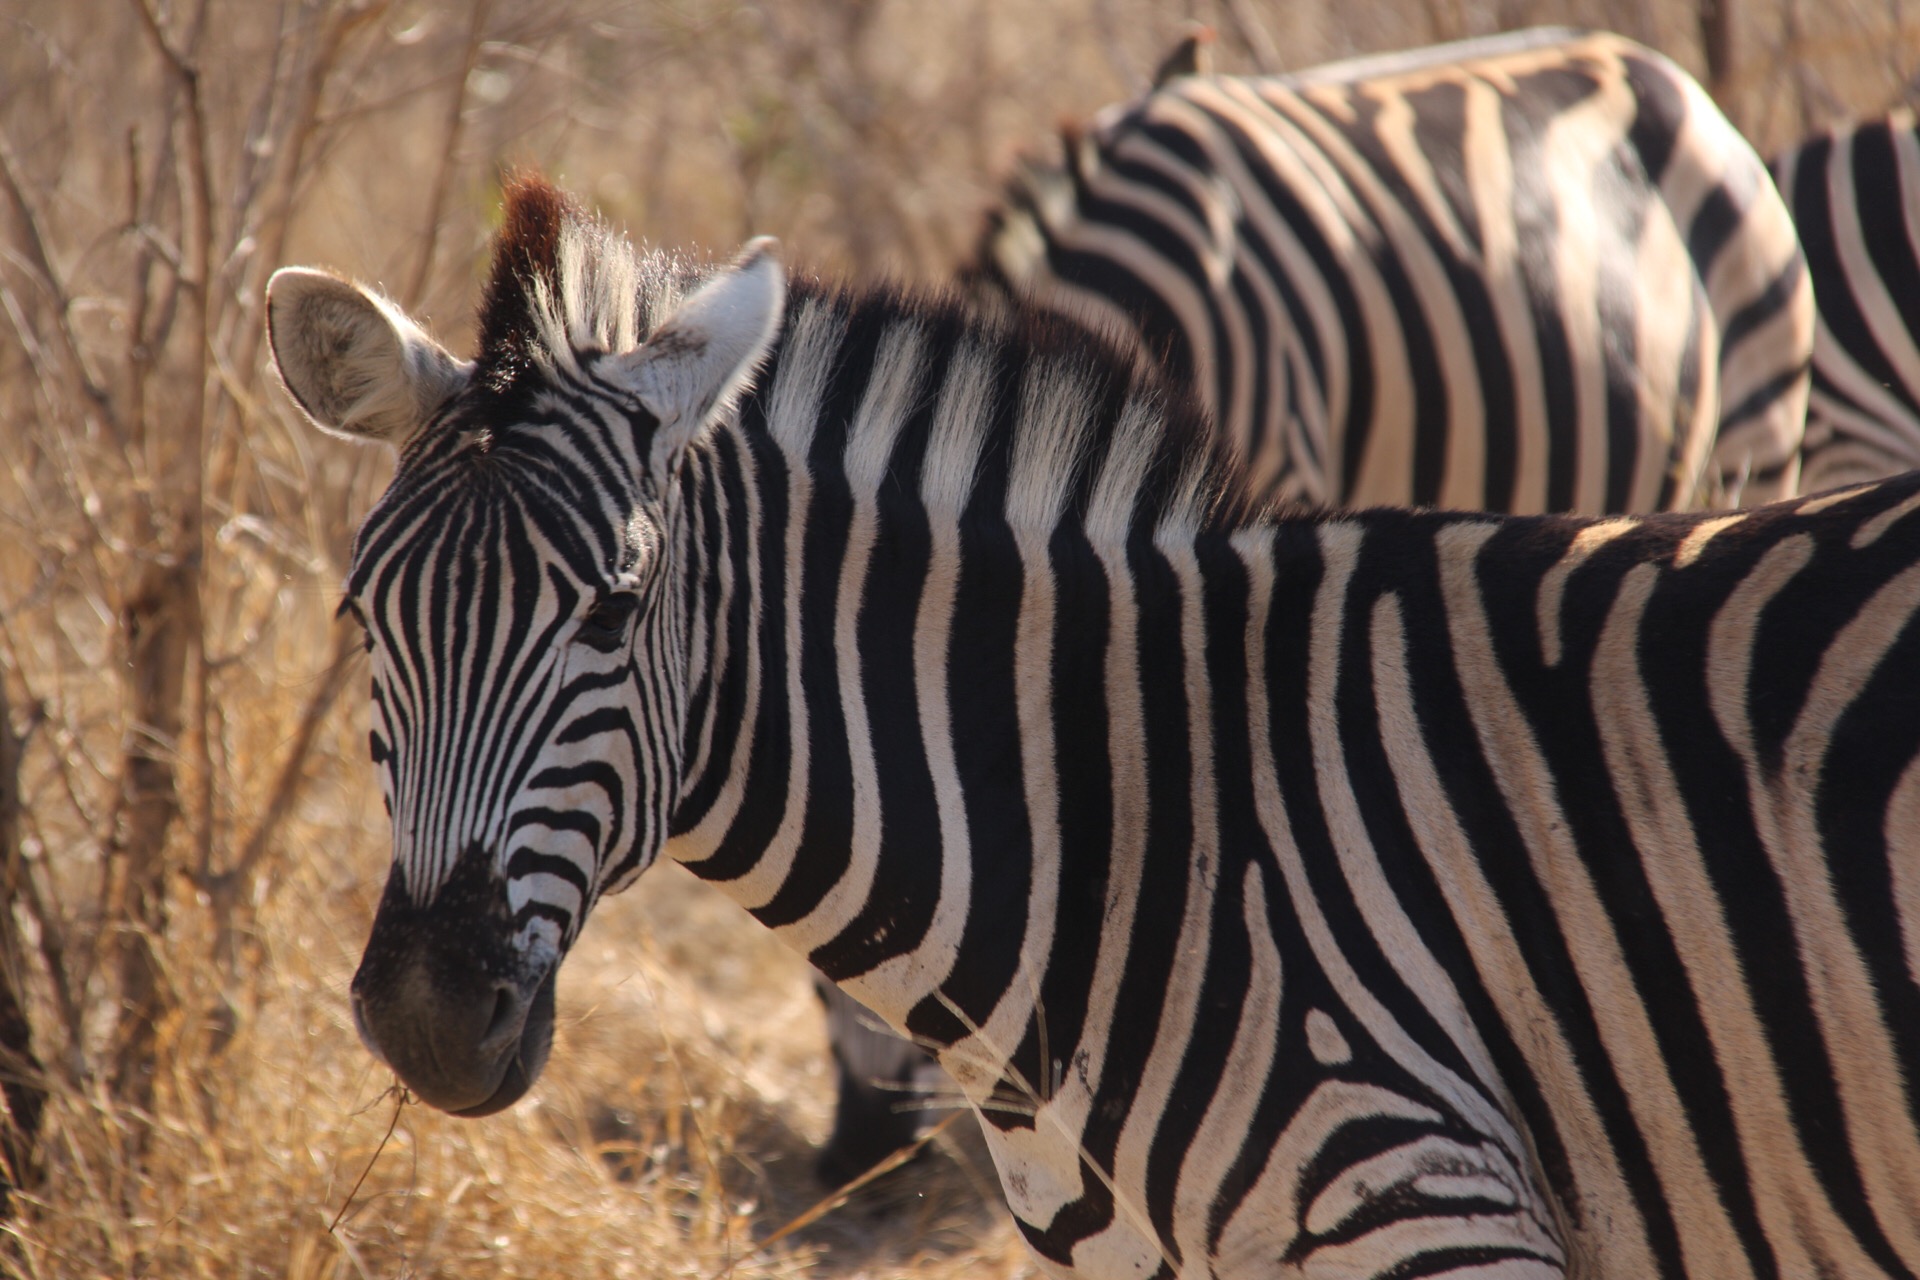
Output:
266 180 785 1115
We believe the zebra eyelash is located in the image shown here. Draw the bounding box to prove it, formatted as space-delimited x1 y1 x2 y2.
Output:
335 596 374 652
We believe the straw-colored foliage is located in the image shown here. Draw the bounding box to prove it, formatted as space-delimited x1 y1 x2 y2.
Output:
0 0 1913 1274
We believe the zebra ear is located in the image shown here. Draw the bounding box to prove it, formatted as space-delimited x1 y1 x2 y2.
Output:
624 238 786 465
266 267 472 445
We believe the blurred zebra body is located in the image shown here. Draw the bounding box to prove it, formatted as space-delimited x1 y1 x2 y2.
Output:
1770 110 1920 491
269 177 1920 1279
977 26 1814 514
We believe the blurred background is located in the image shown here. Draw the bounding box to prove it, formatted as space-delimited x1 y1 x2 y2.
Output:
0 0 1914 1275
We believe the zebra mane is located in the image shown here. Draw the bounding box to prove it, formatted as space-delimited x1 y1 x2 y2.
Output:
774 276 1252 534
473 173 697 396
466 173 1250 537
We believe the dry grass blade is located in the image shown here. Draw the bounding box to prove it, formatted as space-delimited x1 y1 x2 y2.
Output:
753 1108 967 1256
329 1085 410 1234
933 989 1179 1278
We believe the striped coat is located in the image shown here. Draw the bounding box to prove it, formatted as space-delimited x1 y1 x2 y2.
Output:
977 27 1815 514
268 177 1920 1278
1771 110 1920 491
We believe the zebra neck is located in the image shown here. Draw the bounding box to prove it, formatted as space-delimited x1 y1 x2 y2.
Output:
662 294 1244 1076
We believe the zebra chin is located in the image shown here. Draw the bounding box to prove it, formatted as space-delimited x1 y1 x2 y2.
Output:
348 843 564 1117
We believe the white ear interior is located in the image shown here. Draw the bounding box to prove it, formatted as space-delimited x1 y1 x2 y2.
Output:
266 267 472 444
622 238 786 463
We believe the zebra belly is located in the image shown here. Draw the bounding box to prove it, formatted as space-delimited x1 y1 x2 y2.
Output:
1276 504 1920 1278
970 1031 1573 1277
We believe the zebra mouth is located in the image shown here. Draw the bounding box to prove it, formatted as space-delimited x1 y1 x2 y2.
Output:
447 966 559 1118
349 958 560 1117
349 846 566 1118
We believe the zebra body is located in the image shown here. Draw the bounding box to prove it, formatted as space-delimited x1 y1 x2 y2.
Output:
979 27 1814 514
823 28 1831 1178
268 179 1920 1278
1771 110 1920 491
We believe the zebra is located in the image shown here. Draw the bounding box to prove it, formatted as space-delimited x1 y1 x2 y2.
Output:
821 23 1830 1185
267 175 1920 1278
974 26 1816 515
1770 109 1920 492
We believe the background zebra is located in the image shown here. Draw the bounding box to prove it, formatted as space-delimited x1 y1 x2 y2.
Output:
269 175 1920 1279
974 27 1815 514
1770 109 1920 492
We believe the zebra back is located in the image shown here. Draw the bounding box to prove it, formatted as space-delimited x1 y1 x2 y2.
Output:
975 28 1815 514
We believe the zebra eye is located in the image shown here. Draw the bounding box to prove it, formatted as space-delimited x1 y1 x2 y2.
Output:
578 592 639 650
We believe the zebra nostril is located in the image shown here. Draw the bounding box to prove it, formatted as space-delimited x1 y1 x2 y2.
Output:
480 982 524 1047
349 988 387 1063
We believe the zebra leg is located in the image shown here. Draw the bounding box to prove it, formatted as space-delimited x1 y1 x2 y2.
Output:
813 978 945 1187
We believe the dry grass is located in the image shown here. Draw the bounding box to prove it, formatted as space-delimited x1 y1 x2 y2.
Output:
3 844 1036 1274
7 856 1034 1279
4 0 1920 1276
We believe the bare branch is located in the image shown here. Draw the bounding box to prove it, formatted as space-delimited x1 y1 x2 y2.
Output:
0 676 46 1206
1215 0 1282 72
15 818 83 1068
1701 0 1740 119
204 616 361 969
402 0 490 311
0 129 120 440
224 0 394 365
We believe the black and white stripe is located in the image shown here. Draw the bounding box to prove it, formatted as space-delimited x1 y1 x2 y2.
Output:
1771 109 1920 491
976 27 1816 514
270 177 1920 1277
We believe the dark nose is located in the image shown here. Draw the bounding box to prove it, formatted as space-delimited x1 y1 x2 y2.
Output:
349 846 559 1116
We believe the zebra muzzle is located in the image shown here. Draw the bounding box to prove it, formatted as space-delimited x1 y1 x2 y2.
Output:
349 845 560 1116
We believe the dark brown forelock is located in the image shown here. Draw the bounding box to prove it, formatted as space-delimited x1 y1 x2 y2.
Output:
474 173 573 394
